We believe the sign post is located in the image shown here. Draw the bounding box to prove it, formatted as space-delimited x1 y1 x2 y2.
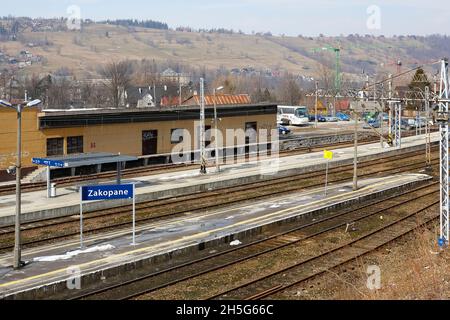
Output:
79 188 83 248
32 158 67 198
324 150 334 196
80 184 136 248
132 183 136 245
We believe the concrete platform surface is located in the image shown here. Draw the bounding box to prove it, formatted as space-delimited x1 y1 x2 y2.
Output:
0 173 432 298
0 132 438 226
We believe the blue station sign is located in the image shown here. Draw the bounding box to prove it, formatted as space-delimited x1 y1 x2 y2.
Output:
81 184 134 202
32 158 66 168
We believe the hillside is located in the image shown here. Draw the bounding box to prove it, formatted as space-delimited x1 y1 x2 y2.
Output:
1 23 448 83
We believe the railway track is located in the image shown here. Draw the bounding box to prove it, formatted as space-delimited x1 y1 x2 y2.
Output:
0 135 418 196
0 162 194 196
0 147 438 252
241 203 438 301
68 180 438 300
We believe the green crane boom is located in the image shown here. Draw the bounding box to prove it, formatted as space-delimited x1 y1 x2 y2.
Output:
312 45 341 94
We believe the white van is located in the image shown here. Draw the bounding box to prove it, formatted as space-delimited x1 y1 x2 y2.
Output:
277 106 310 126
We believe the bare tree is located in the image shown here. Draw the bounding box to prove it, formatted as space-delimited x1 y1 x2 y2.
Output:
24 73 50 101
47 77 73 108
99 60 133 108
278 73 302 106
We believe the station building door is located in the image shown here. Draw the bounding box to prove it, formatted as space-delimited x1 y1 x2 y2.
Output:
142 130 158 155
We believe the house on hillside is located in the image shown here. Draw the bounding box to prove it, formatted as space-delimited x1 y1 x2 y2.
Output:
335 99 351 112
127 85 183 108
160 68 191 85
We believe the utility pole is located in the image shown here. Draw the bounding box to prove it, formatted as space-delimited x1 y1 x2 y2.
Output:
365 75 370 100
438 58 449 247
0 98 42 269
153 82 156 106
200 78 207 174
373 80 376 102
425 86 432 169
213 86 224 173
394 102 402 148
353 110 358 191
315 81 319 128
179 74 182 106
14 104 22 269
388 74 393 140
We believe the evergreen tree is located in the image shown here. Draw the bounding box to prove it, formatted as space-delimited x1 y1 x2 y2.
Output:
263 88 272 102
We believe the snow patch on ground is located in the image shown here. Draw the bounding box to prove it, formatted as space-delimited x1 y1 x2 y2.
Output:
33 244 116 262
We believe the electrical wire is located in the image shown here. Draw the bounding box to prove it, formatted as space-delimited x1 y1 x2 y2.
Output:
363 59 442 91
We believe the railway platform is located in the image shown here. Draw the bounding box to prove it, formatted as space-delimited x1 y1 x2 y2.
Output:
0 132 439 226
0 172 432 299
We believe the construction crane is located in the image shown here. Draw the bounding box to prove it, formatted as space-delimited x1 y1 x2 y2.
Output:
381 60 403 75
382 58 437 76
312 45 341 94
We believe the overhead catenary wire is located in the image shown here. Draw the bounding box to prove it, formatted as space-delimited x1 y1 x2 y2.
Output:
362 59 442 91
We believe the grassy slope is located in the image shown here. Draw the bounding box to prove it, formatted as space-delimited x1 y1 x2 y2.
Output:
0 24 441 79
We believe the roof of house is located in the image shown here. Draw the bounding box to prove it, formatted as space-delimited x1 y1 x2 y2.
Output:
183 94 251 106
161 68 179 77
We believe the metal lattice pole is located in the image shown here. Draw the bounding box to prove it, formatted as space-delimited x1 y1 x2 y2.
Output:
425 86 432 168
394 103 402 148
200 78 207 174
439 59 450 246
388 74 393 141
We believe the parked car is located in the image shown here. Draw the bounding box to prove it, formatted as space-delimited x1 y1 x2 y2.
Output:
380 113 389 122
278 125 291 135
325 116 339 122
310 115 327 122
363 119 381 129
401 119 415 130
318 115 327 122
336 112 350 121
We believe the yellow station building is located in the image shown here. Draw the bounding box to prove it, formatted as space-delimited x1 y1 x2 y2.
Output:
0 102 277 180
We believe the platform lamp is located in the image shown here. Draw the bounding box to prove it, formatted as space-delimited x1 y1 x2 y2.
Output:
213 86 224 173
0 98 42 269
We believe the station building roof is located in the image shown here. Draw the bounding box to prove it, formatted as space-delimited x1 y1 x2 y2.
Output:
38 103 277 129
33 153 138 168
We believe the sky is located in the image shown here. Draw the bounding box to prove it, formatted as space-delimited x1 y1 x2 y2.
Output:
2 0 450 36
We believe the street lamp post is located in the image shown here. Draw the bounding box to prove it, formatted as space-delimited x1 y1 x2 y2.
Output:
213 86 224 173
0 99 41 269
315 81 319 128
353 109 358 191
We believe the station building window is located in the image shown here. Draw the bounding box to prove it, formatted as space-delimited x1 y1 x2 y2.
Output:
46 138 64 157
67 136 84 154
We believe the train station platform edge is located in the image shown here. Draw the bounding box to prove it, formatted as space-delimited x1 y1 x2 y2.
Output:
0 172 433 299
0 132 439 226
